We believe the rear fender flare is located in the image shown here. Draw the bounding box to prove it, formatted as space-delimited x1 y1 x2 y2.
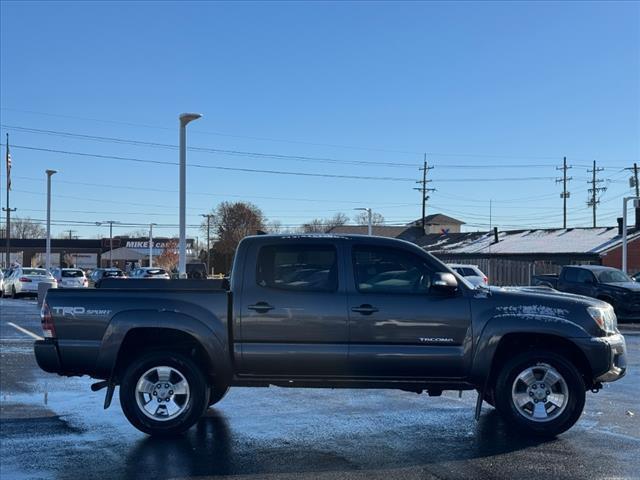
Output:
94 310 231 382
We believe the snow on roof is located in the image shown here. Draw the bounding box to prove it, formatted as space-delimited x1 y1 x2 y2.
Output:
419 227 640 255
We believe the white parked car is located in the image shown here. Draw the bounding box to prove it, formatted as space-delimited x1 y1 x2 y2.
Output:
0 270 4 297
51 268 88 288
130 267 170 279
448 263 488 287
2 267 57 298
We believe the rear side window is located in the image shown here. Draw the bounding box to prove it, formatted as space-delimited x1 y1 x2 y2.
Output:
256 244 338 292
563 268 580 282
458 267 478 277
62 270 84 278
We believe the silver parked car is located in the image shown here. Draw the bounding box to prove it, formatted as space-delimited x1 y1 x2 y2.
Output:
447 263 488 287
130 267 170 279
2 267 57 298
51 268 88 288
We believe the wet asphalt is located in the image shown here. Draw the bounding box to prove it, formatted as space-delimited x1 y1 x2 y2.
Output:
0 297 638 480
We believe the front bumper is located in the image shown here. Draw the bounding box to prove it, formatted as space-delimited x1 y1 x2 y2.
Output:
34 339 62 373
591 333 627 382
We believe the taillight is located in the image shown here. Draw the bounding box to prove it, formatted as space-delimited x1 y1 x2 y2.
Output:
40 302 56 338
19 277 32 283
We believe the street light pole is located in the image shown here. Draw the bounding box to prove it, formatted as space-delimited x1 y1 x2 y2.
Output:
622 196 640 274
149 223 156 268
178 112 202 278
355 208 373 236
45 169 57 271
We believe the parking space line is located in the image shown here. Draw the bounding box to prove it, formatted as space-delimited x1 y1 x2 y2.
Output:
7 322 43 341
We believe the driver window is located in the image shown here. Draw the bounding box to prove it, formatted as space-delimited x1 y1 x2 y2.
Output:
577 269 595 284
353 246 433 294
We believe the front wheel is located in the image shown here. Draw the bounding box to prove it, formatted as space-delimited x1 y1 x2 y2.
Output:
119 351 209 436
208 384 230 407
494 350 585 437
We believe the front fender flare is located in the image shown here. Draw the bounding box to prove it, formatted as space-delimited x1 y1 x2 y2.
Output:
469 314 591 386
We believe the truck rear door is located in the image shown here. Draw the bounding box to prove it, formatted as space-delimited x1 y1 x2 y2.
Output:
346 243 472 378
236 239 349 376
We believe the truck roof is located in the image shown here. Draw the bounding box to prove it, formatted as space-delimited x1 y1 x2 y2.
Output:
564 265 618 271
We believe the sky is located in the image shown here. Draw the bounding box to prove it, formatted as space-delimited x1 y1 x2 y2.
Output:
0 0 639 241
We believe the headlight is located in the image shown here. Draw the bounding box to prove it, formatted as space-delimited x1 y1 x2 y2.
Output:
587 306 617 333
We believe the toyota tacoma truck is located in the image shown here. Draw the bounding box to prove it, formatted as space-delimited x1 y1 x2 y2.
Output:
532 265 640 322
33 235 627 436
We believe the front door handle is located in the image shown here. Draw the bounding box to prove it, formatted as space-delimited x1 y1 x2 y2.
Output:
248 302 275 313
351 304 379 315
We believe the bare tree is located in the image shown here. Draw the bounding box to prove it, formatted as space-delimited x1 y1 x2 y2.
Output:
267 220 283 234
203 201 266 256
10 217 46 239
302 213 349 233
155 240 179 272
354 211 385 226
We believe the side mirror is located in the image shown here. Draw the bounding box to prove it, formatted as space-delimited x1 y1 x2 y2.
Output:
431 272 458 294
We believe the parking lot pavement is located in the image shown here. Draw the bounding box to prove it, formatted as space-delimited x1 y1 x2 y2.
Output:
1 298 639 480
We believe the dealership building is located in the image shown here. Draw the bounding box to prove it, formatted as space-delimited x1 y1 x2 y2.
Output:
0 237 196 270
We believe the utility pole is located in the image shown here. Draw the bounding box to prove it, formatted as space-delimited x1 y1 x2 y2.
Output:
587 160 606 228
556 157 572 228
97 221 119 268
201 214 214 276
67 229 76 240
414 154 435 232
625 163 640 228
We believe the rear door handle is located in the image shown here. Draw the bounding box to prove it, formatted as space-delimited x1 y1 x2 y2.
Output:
248 302 275 313
351 304 379 315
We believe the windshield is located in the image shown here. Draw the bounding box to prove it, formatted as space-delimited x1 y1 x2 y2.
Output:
23 268 47 276
146 269 166 275
597 269 632 283
104 270 125 278
62 270 84 278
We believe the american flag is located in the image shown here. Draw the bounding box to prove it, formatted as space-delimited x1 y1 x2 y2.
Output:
5 140 10 191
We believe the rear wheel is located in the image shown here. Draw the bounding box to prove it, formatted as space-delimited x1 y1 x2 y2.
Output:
494 350 585 437
119 351 208 436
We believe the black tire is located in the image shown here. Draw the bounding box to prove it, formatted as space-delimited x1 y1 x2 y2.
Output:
494 350 585 437
119 351 209 436
208 384 230 407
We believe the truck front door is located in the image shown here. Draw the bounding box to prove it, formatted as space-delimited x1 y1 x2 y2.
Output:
346 244 472 378
237 241 349 376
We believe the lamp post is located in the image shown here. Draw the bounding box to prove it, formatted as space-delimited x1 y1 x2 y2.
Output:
45 169 57 271
355 207 373 236
148 223 156 267
178 112 202 278
622 196 640 274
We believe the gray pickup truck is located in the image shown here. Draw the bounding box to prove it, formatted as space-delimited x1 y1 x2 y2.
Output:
34 235 627 437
